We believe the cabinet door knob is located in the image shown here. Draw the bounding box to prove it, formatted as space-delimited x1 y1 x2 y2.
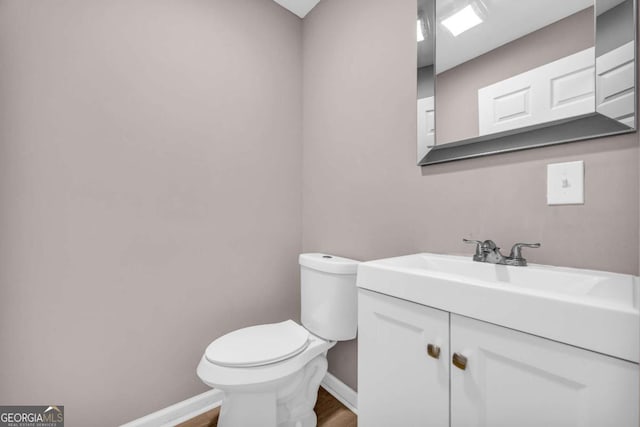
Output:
452 352 468 370
427 344 441 359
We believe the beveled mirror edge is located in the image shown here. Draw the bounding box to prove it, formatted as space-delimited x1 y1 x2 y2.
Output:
419 113 634 166
417 0 436 164
418 0 638 167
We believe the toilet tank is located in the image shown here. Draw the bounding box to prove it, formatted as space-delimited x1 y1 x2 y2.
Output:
299 253 360 341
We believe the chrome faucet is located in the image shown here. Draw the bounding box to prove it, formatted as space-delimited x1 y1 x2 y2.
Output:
463 239 540 266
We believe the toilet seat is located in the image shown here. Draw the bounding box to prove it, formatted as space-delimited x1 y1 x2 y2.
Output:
198 323 336 389
205 320 310 367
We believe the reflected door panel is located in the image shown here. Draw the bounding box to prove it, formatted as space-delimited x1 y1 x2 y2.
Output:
596 40 636 127
478 48 595 136
417 96 435 160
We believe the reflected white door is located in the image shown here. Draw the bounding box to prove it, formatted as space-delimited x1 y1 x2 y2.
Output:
596 41 636 128
478 48 596 136
417 96 435 161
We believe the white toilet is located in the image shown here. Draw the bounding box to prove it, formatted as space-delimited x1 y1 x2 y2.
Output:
197 253 359 427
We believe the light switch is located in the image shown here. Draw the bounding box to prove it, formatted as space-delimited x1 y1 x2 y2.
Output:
547 161 584 205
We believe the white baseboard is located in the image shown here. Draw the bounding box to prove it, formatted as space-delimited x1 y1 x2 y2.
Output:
121 372 358 426
120 388 224 427
321 372 358 414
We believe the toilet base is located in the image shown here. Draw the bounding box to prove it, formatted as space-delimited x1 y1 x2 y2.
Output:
217 354 328 427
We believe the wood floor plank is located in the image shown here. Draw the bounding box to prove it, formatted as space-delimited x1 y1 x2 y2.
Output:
175 406 219 427
315 387 357 427
176 386 356 427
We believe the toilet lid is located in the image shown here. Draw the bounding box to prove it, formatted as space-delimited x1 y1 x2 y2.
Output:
205 320 310 367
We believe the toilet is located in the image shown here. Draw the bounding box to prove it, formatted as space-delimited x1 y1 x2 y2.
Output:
197 253 359 427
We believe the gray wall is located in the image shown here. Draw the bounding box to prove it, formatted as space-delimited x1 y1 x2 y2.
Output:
417 65 434 99
0 1 302 425
437 8 594 144
303 0 638 392
597 0 635 56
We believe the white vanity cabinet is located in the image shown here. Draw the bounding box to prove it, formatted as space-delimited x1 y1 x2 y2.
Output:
358 288 449 427
358 289 640 427
450 314 639 427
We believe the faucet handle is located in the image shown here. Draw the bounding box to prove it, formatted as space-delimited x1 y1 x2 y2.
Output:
509 242 541 260
463 238 482 245
463 238 484 261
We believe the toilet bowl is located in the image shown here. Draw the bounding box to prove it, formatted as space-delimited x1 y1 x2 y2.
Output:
197 254 359 427
197 321 335 427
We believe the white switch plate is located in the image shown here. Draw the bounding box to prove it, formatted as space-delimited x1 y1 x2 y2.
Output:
547 161 584 205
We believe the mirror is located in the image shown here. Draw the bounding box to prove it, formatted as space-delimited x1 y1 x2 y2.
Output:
417 0 436 162
418 0 636 166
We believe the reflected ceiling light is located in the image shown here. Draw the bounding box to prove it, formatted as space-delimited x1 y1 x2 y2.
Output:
441 4 483 37
417 13 431 42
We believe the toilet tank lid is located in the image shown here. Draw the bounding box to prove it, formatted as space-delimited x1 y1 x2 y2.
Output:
299 253 359 275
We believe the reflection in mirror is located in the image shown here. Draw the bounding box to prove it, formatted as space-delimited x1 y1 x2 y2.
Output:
418 0 636 165
417 0 435 162
437 0 596 144
596 0 635 127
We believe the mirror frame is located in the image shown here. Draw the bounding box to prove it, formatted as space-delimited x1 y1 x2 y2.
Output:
418 0 638 166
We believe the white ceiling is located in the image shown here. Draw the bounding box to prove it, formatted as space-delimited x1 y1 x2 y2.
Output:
272 0 322 18
436 0 593 73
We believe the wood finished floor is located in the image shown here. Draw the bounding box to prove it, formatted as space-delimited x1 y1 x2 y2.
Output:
176 387 357 427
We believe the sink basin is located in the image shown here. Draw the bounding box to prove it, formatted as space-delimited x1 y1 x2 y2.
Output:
357 253 639 362
374 253 638 308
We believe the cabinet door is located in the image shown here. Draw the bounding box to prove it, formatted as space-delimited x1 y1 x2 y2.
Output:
358 289 449 427
450 314 639 427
